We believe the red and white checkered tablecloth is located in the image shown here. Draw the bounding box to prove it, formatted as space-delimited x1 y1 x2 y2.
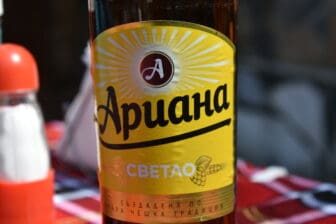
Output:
52 158 336 224
236 160 336 224
53 158 101 224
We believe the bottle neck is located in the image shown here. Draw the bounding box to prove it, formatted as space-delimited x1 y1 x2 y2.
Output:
0 92 37 106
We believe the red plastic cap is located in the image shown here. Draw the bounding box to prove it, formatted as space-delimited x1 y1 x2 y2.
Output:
0 43 39 93
0 170 55 224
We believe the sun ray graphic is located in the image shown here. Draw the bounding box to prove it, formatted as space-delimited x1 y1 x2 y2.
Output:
173 31 192 50
96 46 128 62
107 37 128 55
160 29 167 45
141 29 149 44
184 43 223 60
94 23 233 98
179 34 207 54
151 28 157 43
131 30 142 47
167 29 179 46
119 33 136 49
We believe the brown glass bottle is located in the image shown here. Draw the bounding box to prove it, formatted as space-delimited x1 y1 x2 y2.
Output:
88 0 237 224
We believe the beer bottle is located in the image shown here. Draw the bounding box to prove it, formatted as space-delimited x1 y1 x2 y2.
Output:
88 1 237 223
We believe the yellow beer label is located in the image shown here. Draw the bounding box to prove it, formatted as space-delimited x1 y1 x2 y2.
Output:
92 21 235 222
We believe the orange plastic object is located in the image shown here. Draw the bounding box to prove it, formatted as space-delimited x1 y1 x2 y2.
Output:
0 43 39 93
0 170 55 224
45 121 65 150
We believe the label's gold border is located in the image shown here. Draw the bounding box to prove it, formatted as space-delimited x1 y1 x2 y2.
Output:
102 184 235 223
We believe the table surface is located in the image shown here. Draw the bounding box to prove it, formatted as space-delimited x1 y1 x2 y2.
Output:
52 157 336 224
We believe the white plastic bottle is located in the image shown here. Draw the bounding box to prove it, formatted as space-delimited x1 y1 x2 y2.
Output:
0 43 54 224
0 43 49 182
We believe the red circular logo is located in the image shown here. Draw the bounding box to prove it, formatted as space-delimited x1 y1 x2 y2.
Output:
139 51 174 87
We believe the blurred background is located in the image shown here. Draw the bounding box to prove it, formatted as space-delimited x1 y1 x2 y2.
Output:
2 0 335 181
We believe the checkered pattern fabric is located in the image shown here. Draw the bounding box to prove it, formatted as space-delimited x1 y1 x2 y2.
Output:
236 160 336 224
53 157 101 224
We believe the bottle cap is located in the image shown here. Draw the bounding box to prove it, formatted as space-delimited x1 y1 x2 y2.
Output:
0 43 39 93
0 170 54 224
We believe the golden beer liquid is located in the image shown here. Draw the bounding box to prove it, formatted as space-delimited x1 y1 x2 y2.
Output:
89 1 237 223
